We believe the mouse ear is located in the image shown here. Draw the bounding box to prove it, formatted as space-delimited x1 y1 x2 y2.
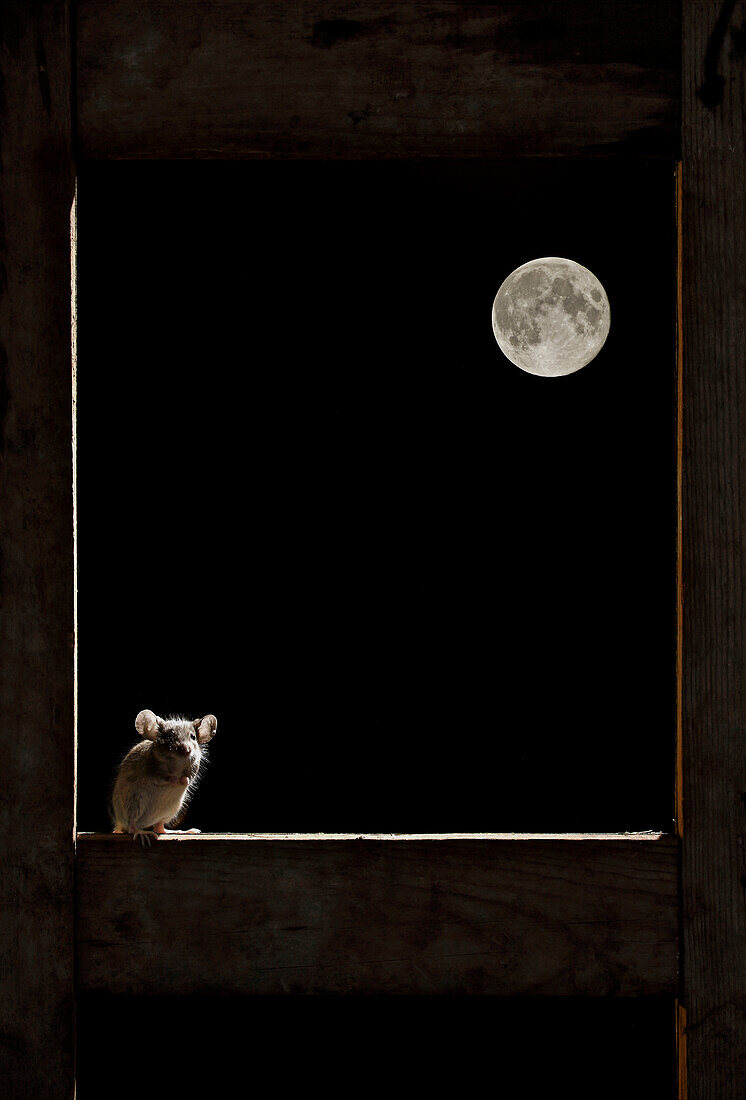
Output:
135 710 162 740
194 714 217 744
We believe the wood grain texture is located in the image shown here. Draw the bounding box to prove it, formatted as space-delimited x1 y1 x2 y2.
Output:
0 2 75 1097
681 3 746 1097
75 836 678 997
75 0 680 159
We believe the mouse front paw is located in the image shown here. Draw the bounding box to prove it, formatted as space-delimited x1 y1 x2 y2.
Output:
131 828 159 849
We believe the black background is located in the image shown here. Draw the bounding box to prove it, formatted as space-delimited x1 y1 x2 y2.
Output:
76 159 676 833
76 995 675 1100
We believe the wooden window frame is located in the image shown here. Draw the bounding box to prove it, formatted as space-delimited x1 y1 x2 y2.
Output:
1 3 742 1096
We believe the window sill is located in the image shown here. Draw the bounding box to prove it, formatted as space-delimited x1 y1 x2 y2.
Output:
75 832 677 997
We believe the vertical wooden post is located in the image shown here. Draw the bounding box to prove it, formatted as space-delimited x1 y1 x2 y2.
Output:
0 3 75 1097
682 2 746 1096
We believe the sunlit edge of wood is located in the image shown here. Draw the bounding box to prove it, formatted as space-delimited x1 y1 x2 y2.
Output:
77 831 670 842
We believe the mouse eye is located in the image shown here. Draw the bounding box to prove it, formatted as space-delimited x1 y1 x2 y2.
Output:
191 731 197 740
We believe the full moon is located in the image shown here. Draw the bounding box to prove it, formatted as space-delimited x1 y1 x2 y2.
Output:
491 257 610 377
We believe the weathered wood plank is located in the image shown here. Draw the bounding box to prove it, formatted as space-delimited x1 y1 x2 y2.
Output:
76 836 678 997
76 1 680 159
0 2 75 1098
681 3 746 1097
78 831 669 841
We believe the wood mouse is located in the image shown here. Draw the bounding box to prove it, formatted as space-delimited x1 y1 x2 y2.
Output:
111 709 217 846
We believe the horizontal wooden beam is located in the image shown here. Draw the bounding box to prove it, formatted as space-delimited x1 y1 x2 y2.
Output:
75 1 680 159
75 834 678 997
78 832 670 841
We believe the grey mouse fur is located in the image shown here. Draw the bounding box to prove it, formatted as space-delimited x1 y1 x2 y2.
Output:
111 709 217 846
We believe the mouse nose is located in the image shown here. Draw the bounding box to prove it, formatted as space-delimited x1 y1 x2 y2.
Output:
178 744 192 756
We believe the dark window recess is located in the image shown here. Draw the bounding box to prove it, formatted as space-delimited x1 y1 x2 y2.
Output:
77 160 676 833
76 994 675 1100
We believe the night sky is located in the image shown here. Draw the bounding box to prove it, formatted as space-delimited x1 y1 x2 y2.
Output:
76 159 676 833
